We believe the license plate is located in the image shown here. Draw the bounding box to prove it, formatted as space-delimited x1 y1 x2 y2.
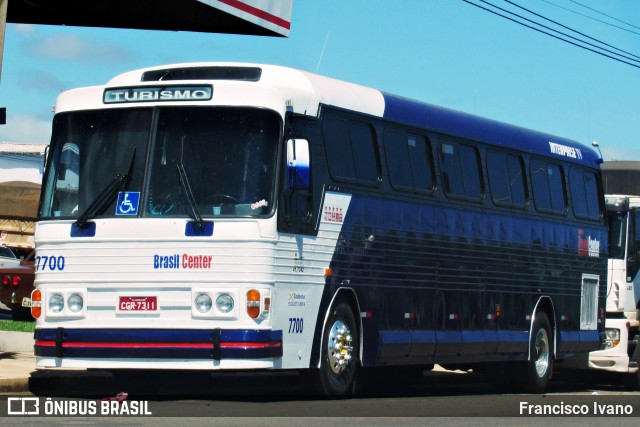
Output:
118 296 158 312
21 297 31 308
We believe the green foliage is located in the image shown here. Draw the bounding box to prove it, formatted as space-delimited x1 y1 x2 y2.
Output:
0 320 35 333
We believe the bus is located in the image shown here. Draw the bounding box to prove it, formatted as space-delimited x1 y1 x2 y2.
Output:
586 161 640 388
32 63 607 396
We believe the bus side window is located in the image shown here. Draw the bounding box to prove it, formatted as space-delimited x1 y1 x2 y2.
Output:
56 142 80 216
439 141 482 200
530 159 566 215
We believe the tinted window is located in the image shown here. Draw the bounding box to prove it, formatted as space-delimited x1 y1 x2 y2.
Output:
384 128 434 192
0 246 15 259
324 115 378 184
323 117 352 179
487 151 526 208
570 168 601 220
530 159 566 214
439 141 482 200
350 122 379 183
384 129 412 188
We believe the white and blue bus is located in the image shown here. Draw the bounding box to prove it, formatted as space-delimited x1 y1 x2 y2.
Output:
32 63 607 396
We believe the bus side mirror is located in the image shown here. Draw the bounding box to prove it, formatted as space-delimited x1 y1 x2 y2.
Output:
286 138 310 191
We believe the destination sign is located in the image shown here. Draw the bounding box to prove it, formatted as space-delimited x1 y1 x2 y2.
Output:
103 86 213 104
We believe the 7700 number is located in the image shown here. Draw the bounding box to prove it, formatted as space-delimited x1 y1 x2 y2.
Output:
288 317 303 334
35 255 65 271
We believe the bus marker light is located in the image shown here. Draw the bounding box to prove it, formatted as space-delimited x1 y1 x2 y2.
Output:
324 268 332 277
264 297 271 312
360 311 372 318
31 289 41 319
247 289 260 318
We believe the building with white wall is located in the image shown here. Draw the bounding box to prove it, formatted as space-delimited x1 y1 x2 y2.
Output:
0 142 47 251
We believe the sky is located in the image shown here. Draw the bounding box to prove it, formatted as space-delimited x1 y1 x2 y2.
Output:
0 0 638 161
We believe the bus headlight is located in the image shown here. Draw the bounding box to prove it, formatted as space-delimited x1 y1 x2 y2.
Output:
216 294 234 313
67 294 84 313
195 293 212 313
191 289 238 318
605 328 620 348
49 293 65 313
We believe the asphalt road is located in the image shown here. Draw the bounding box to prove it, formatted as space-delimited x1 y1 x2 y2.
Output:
3 365 639 420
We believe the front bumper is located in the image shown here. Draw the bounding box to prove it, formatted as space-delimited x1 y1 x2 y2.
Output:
34 328 282 369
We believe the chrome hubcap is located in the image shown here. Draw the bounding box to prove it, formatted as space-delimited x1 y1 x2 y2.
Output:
327 320 354 374
534 327 550 377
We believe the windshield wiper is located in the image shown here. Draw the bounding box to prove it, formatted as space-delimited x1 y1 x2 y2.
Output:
176 160 204 230
75 148 136 228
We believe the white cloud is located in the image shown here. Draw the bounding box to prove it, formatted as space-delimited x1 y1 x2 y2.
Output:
24 33 135 64
34 34 88 60
13 24 37 34
17 70 67 94
601 145 640 163
0 114 51 145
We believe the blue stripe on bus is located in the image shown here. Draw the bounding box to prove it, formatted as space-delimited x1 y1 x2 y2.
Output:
381 92 600 167
559 330 600 353
380 329 530 345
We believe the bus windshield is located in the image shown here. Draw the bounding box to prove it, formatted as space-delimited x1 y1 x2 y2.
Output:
39 107 281 220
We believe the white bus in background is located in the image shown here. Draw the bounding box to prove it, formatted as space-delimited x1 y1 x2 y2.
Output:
588 161 640 388
32 63 607 396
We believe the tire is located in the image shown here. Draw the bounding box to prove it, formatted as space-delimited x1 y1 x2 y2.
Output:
514 312 553 393
317 299 358 397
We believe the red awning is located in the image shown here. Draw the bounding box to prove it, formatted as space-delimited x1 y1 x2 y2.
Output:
7 0 292 37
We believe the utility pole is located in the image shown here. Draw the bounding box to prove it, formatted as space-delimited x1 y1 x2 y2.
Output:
0 0 7 124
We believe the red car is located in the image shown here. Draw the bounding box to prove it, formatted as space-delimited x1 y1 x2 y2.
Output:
0 249 35 320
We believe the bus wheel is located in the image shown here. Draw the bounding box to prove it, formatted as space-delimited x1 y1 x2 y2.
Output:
318 300 357 397
515 312 553 393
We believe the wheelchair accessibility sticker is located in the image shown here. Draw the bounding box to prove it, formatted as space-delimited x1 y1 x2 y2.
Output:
116 192 140 215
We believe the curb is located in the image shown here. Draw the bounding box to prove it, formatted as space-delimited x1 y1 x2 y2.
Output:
0 331 34 353
0 377 30 393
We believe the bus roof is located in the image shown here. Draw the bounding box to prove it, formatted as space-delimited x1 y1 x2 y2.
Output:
80 62 602 168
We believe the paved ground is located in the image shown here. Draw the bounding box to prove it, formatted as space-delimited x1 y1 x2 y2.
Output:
0 304 35 392
0 350 35 392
